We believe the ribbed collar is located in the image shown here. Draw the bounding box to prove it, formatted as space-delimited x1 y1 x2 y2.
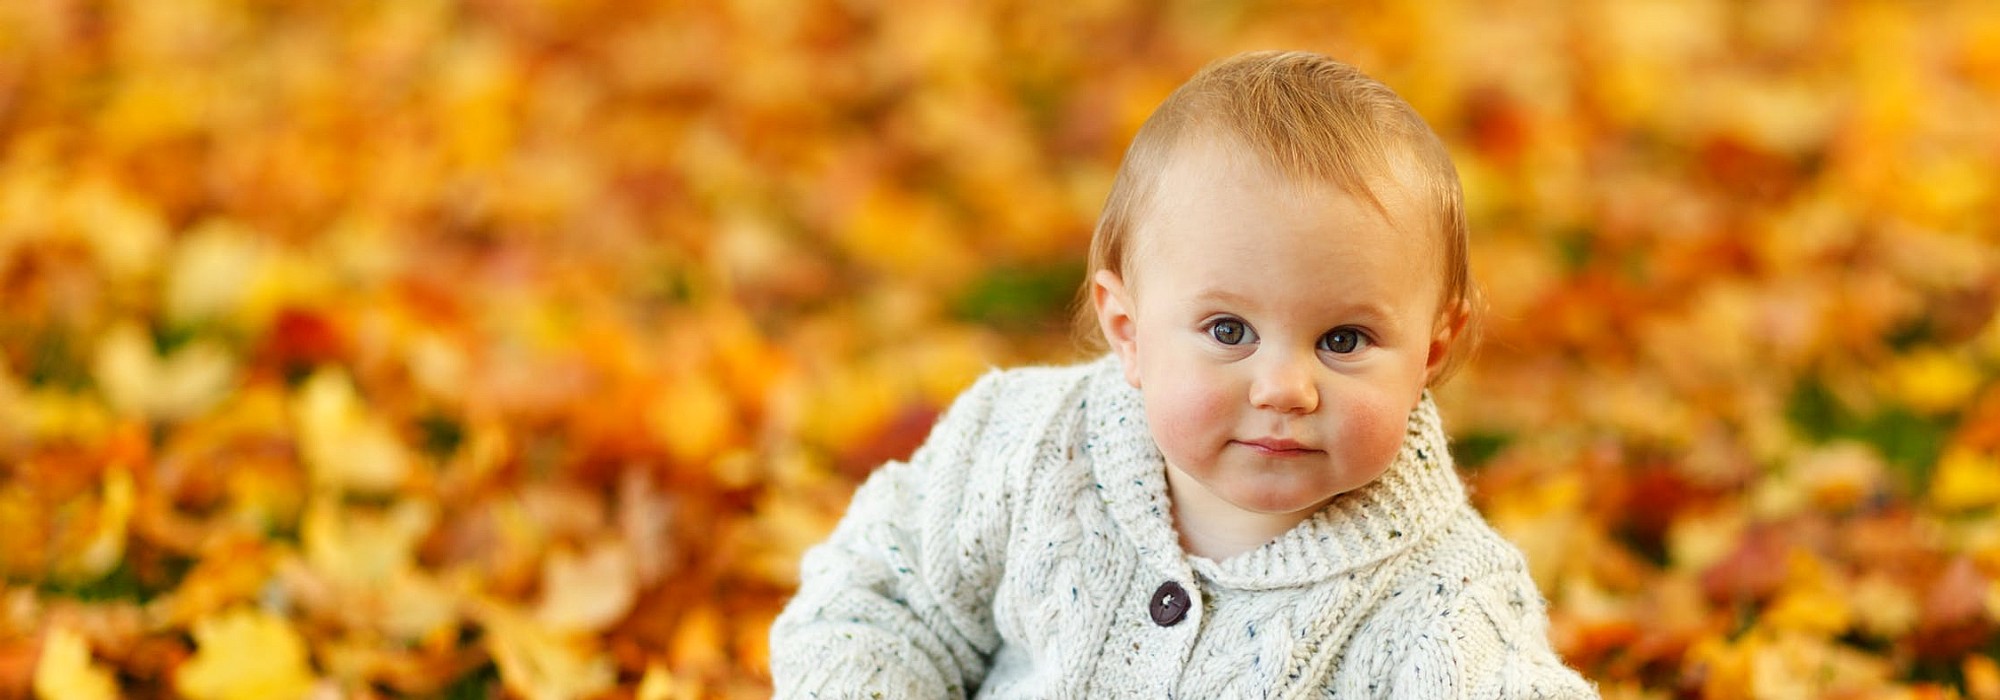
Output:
1081 355 1468 591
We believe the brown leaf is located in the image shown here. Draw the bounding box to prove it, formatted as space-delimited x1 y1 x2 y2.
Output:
1915 556 1994 659
1700 526 1790 605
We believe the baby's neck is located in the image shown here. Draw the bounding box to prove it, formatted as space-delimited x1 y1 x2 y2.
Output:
1164 466 1319 561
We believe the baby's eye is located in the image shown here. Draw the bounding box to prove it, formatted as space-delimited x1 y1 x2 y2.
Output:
1209 319 1252 346
1318 328 1370 354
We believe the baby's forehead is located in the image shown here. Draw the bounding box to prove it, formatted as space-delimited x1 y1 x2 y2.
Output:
1136 140 1441 245
1172 131 1431 205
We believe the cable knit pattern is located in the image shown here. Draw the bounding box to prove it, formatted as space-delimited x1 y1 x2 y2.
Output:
771 356 1598 699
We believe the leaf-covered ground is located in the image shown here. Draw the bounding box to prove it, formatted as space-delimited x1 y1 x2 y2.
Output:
3 1 1998 698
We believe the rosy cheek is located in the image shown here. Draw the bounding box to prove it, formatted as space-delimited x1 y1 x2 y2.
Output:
1149 382 1211 438
1333 391 1406 469
1142 365 1231 456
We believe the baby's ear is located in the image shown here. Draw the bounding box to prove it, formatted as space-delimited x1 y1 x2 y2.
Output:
1424 298 1472 385
1091 269 1143 388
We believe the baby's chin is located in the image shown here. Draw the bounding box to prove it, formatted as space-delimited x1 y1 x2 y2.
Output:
1215 478 1354 518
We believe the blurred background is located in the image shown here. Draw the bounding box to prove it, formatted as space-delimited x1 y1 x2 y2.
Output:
2 0 1998 698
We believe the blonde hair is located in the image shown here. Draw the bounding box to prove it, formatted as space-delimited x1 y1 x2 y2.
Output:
1073 50 1479 386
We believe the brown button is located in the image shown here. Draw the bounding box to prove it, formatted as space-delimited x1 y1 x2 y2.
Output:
1150 581 1190 627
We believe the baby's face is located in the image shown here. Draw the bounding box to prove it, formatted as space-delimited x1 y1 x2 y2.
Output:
1095 139 1455 522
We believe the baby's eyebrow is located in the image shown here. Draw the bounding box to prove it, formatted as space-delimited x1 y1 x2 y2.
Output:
1189 288 1405 326
1299 307 1398 336
1335 302 1400 325
1191 288 1253 306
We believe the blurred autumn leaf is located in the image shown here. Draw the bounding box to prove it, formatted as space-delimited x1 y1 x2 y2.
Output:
0 0 1996 698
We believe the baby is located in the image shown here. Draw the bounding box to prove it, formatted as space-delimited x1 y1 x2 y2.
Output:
770 51 1597 698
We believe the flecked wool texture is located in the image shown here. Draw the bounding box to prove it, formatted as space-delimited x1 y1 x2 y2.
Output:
770 356 1598 698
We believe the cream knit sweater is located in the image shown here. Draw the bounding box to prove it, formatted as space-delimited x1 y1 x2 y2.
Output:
771 356 1597 698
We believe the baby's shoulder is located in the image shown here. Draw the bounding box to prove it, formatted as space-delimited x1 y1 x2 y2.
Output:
924 357 1107 458
1347 509 1550 646
1408 505 1536 584
1340 512 1592 698
940 358 1106 431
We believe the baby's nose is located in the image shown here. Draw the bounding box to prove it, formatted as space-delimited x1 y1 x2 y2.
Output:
1248 353 1319 413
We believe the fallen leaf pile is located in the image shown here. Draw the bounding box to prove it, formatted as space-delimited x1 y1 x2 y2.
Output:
1 0 1996 698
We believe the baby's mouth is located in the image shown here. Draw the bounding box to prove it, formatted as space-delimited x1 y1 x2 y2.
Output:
1234 438 1319 455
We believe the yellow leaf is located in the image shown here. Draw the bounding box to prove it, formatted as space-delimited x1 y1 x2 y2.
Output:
647 373 739 468
734 605 776 680
1850 573 1920 640
1748 469 1808 521
1667 508 1743 574
1584 0 1724 132
1792 442 1884 512
617 469 673 586
1905 154 1993 229
668 604 725 676
164 219 267 325
302 497 433 586
67 179 167 282
797 364 899 462
839 187 972 288
1969 654 2000 700
479 602 615 700
1988 578 2000 626
1686 634 1755 700
53 466 133 582
295 369 413 493
1754 630 1893 697
745 476 845 586
903 331 1001 407
636 662 700 700
93 321 238 421
533 540 638 634
174 607 318 700
0 369 22 448
1550 573 1637 658
436 35 521 170
406 331 470 404
1762 559 1850 636
636 664 673 700
1932 448 2000 512
1957 516 2000 575
223 459 306 536
293 495 463 641
1889 348 1983 415
1732 76 1839 155
33 625 118 700
377 570 462 643
23 388 114 444
154 537 275 628
95 67 208 146
1693 627 1895 700
1485 471 1587 589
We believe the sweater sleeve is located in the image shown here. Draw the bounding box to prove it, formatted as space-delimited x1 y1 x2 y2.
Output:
768 371 1016 699
1391 572 1599 699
